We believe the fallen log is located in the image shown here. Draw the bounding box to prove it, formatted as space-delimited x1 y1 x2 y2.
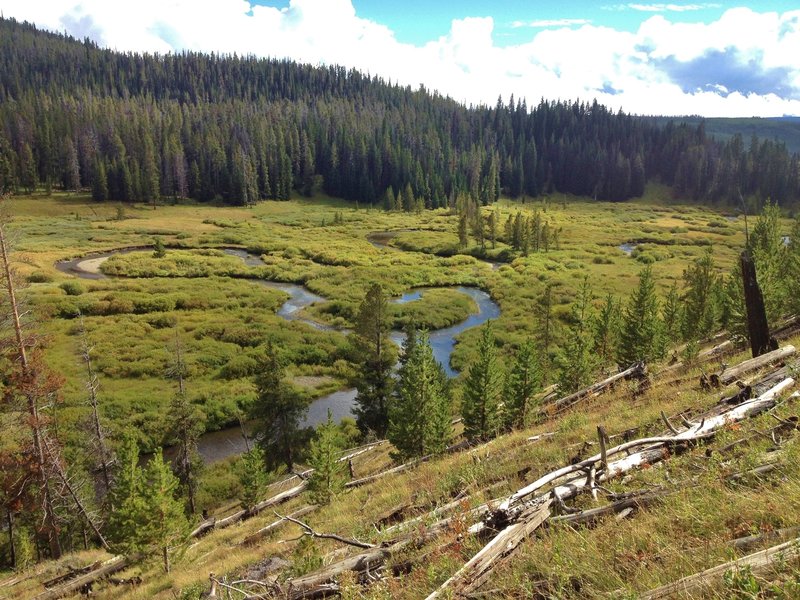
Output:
423 499 552 600
731 525 800 553
345 440 471 489
40 562 101 589
426 378 795 599
544 362 647 416
192 479 309 537
33 555 130 600
639 535 800 599
712 345 795 387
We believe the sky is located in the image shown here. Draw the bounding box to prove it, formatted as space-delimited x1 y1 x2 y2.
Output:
1 0 799 117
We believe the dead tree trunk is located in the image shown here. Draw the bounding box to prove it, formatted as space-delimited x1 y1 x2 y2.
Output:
78 315 112 496
6 509 15 568
740 250 777 358
0 213 61 559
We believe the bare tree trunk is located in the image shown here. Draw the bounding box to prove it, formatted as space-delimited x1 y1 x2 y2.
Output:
6 509 15 569
79 315 112 495
740 250 778 358
0 215 61 560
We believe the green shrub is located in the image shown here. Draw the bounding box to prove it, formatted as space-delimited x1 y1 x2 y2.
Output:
219 355 258 379
28 271 53 283
59 280 85 296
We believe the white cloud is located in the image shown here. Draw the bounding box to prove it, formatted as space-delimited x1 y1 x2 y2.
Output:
512 18 592 28
605 3 721 12
1 1 799 117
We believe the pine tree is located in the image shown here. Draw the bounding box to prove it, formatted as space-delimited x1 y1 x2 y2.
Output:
502 338 542 430
307 410 347 505
250 342 310 471
461 322 503 441
556 278 598 393
593 293 621 366
164 333 203 514
388 329 451 460
142 449 188 573
458 212 469 249
106 432 148 556
681 248 721 341
351 284 394 438
488 210 497 249
662 282 682 343
618 266 664 367
238 447 269 513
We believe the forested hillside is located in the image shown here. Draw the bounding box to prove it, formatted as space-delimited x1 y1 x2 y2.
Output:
1 17 799 208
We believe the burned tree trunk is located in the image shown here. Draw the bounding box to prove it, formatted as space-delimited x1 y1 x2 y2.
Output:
740 250 778 358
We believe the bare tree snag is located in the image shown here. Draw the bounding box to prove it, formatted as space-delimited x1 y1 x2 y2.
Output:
740 250 778 358
78 314 112 495
0 206 61 559
639 535 800 599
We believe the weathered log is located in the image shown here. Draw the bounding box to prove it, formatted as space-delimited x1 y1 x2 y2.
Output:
193 479 309 537
345 440 471 489
550 489 672 527
715 345 795 386
40 561 101 589
423 499 552 600
431 378 796 599
730 525 800 552
544 362 647 416
240 505 316 546
639 535 800 599
33 555 130 600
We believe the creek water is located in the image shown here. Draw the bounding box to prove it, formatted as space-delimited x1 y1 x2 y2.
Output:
56 246 501 463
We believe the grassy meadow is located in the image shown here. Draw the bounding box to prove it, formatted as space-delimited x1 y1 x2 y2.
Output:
5 187 800 598
5 185 771 454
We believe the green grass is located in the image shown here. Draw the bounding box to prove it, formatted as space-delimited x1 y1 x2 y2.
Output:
8 189 780 455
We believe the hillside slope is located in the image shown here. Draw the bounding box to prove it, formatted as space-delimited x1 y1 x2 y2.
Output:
8 327 800 599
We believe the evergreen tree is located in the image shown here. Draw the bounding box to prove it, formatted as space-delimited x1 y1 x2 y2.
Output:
681 248 721 341
250 342 310 471
351 284 394 438
661 281 682 344
556 278 598 393
164 333 203 514
237 447 269 513
307 410 347 505
488 210 497 249
458 212 469 249
142 450 189 573
534 283 556 366
388 329 451 460
92 161 108 201
106 432 147 556
618 266 664 367
502 338 542 430
593 293 621 366
461 322 503 441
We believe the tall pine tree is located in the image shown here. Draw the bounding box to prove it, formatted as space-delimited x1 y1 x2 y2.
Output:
461 322 503 441
351 284 394 438
388 328 451 460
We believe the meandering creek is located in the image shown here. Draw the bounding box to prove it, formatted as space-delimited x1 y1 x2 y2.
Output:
56 246 500 463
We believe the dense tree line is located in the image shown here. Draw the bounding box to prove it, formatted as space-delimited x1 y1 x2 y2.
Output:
1 18 798 208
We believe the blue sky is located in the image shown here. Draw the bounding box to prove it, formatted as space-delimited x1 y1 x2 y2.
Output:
2 1 800 117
